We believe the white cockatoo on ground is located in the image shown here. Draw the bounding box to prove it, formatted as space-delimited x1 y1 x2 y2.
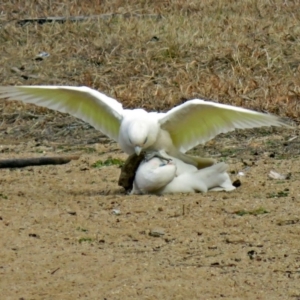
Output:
0 86 291 168
132 151 235 194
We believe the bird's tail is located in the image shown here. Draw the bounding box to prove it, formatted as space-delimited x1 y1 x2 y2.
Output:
196 162 236 192
177 152 216 169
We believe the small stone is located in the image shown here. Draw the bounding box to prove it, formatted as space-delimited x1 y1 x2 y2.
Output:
67 211 77 216
28 233 40 239
232 179 241 188
112 209 121 215
268 170 289 180
149 228 165 237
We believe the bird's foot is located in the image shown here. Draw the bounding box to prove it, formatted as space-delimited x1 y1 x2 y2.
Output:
144 150 172 163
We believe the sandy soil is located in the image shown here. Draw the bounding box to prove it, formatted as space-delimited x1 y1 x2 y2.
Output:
1 127 300 300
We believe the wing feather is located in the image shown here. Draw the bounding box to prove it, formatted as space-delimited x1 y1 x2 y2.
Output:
159 99 292 153
0 85 123 141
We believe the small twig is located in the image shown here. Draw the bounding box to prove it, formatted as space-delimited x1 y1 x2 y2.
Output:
0 156 79 168
17 14 163 26
50 267 60 275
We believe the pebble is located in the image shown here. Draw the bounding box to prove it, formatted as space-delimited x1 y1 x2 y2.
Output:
149 228 165 237
112 209 121 215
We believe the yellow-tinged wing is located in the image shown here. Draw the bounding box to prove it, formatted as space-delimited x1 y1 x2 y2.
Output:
0 85 123 141
159 99 292 153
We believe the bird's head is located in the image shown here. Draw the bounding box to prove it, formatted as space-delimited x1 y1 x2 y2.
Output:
127 119 159 155
135 157 176 193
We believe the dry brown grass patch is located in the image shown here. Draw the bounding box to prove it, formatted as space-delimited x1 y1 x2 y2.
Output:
1 0 300 138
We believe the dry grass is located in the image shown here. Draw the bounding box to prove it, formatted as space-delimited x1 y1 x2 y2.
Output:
0 0 300 138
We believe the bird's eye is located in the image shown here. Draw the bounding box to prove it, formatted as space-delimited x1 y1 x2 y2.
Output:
159 163 166 167
143 137 148 145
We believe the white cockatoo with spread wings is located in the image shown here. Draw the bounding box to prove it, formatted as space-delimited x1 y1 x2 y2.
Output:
0 85 291 168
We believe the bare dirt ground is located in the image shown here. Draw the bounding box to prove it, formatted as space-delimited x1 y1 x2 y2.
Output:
1 1 300 299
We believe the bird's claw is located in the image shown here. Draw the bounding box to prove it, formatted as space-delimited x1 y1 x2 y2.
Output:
144 150 172 163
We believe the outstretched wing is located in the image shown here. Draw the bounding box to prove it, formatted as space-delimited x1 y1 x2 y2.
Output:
0 85 123 141
159 99 292 153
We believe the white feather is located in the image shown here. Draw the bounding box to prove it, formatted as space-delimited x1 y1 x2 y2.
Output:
158 99 291 153
0 86 123 141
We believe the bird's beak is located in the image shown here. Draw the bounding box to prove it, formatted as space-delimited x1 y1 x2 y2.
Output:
135 146 142 155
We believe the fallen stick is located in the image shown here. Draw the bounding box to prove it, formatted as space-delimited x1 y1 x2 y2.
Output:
17 13 163 26
0 156 80 168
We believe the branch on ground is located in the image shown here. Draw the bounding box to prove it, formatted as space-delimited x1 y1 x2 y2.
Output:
17 14 163 26
0 156 80 168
